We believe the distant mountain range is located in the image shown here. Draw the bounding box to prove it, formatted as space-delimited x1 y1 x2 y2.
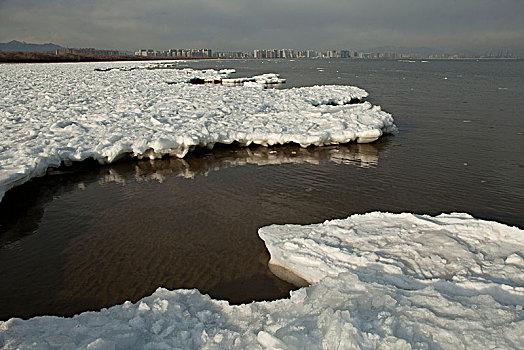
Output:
0 40 64 53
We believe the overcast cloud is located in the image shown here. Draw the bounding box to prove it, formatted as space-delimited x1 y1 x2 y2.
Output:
1 0 523 54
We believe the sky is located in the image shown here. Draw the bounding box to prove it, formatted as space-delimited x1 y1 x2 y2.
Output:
1 0 523 54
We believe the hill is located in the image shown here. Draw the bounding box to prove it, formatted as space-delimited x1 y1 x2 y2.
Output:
0 40 64 53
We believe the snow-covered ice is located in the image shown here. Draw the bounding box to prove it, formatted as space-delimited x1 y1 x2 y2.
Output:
1 212 522 349
0 61 396 202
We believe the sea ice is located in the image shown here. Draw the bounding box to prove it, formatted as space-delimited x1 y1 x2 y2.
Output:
1 212 522 349
0 62 396 202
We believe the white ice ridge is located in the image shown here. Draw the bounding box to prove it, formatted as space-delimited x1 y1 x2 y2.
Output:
1 213 522 349
0 62 396 202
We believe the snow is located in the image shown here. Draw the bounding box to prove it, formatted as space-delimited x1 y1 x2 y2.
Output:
0 61 396 202
1 212 522 349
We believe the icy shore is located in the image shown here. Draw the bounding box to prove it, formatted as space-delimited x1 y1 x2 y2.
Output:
0 62 396 202
1 212 522 349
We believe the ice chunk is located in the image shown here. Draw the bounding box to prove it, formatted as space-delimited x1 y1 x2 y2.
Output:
219 69 236 75
253 73 286 84
259 212 524 288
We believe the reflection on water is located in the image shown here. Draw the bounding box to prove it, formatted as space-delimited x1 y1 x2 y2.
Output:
99 143 380 185
0 142 383 320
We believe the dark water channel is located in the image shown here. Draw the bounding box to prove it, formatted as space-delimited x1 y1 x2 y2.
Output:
1 59 523 320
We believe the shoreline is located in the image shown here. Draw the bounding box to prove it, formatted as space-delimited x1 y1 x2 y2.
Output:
0 51 222 64
1 51 522 64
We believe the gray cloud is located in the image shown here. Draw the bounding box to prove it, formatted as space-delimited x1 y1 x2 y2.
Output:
1 0 523 54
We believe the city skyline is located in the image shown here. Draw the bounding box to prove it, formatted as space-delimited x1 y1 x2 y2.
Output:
133 47 519 59
1 0 523 56
0 39 520 60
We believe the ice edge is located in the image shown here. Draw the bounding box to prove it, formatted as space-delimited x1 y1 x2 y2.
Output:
0 63 397 203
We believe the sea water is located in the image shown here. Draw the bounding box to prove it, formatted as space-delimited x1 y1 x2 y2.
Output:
0 58 522 320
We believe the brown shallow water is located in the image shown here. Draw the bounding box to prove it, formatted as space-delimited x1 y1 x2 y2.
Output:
1 59 523 320
0 144 381 319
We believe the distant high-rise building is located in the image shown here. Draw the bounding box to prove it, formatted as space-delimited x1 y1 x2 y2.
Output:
57 48 120 56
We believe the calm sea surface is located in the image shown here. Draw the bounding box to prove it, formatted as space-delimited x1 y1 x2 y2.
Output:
1 59 523 320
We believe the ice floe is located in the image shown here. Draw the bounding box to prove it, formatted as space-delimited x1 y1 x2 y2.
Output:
96 63 285 85
0 62 396 202
1 212 522 349
253 73 286 84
